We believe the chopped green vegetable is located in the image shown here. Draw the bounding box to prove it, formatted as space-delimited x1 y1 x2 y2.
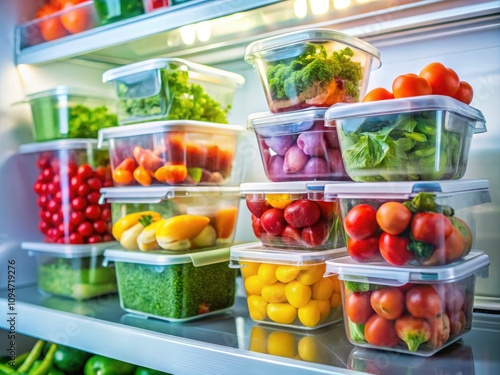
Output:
403 192 454 216
116 260 236 320
348 318 366 342
344 281 370 293
67 105 118 139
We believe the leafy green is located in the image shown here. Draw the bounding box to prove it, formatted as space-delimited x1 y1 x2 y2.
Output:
344 281 370 292
266 45 363 101
67 105 118 138
348 318 366 342
403 192 454 216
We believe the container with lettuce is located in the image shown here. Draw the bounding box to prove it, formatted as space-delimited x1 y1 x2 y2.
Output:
325 95 486 181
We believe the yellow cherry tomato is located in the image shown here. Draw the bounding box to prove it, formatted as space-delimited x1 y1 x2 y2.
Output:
330 292 342 309
312 277 335 300
258 263 278 285
285 280 312 308
247 295 268 321
330 275 341 294
275 265 300 283
298 300 321 328
244 275 264 295
241 261 260 279
315 298 331 322
267 331 296 358
267 303 297 325
249 326 268 354
297 264 326 285
265 194 294 209
261 282 287 303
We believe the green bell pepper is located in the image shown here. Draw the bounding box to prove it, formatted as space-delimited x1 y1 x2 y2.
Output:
53 345 91 374
134 366 172 375
84 355 136 375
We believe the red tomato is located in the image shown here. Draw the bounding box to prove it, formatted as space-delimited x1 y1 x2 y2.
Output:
410 212 453 245
362 87 394 102
427 314 450 349
379 233 414 266
395 315 431 352
69 232 84 244
77 164 94 179
405 285 443 319
60 1 92 34
392 74 432 98
419 62 460 96
36 4 68 42
370 287 405 320
346 292 375 324
376 201 412 235
453 81 473 104
344 204 379 240
364 314 399 347
251 215 266 239
347 235 381 263
77 221 93 237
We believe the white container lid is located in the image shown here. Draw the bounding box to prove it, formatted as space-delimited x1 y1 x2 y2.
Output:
240 181 332 195
245 28 381 69
97 120 245 148
103 246 230 267
229 242 347 267
25 86 114 101
22 241 116 258
325 250 489 286
19 139 101 154
102 57 245 87
325 95 486 133
247 107 327 133
100 186 240 204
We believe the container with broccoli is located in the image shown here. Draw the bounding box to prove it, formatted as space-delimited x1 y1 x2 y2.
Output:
102 58 245 125
245 29 381 113
104 247 237 321
325 95 486 181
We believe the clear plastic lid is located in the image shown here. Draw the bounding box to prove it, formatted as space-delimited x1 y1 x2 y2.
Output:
325 95 486 133
325 250 489 286
97 120 245 148
247 107 327 132
25 86 114 101
240 181 331 195
229 242 347 267
102 58 245 87
100 186 240 204
19 139 101 154
103 246 230 267
245 28 381 69
22 241 116 259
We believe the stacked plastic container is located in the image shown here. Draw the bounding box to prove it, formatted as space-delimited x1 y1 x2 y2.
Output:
96 58 247 322
230 29 382 330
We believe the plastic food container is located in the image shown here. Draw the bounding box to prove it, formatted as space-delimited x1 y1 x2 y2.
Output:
142 0 169 12
102 58 245 125
24 86 118 142
23 242 117 300
230 242 347 330
325 95 486 182
244 29 381 113
240 181 344 250
16 1 99 49
98 120 244 186
248 108 350 182
100 186 240 251
20 139 114 244
93 0 144 25
324 180 491 267
325 250 489 356
104 246 237 321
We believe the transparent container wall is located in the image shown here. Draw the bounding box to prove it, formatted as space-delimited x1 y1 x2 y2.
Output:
115 260 236 321
240 260 343 330
29 93 118 142
340 275 476 357
143 0 170 12
36 253 117 300
93 0 144 25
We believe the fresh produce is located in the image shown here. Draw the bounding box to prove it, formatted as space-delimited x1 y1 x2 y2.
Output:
115 259 236 320
265 45 363 112
341 192 473 266
53 345 92 374
84 355 136 375
33 150 114 244
343 279 473 354
39 257 117 300
244 261 342 329
246 193 344 250
93 0 144 25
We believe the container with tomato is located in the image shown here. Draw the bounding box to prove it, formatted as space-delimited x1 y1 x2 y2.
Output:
20 139 114 244
325 95 486 182
22 241 117 300
324 180 491 266
17 1 99 49
97 120 244 186
102 58 244 125
100 186 240 251
230 242 347 330
244 29 381 113
247 109 351 182
325 250 489 356
241 181 345 250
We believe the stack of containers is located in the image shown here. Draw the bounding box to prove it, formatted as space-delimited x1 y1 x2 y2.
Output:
97 58 248 322
230 29 383 330
321 75 492 354
19 87 120 300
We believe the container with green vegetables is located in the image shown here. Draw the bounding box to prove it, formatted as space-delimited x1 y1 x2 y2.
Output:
23 242 117 300
324 95 486 182
25 86 118 142
103 246 237 322
102 58 245 125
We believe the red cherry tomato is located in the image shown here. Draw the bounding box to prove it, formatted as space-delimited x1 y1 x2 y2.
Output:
346 292 375 324
70 211 85 227
93 220 108 234
376 201 412 235
379 233 414 266
344 204 379 240
405 285 443 319
77 221 94 237
392 74 432 98
71 197 87 211
77 164 94 179
452 81 473 104
419 62 460 96
69 232 84 244
87 234 103 244
362 87 394 102
85 205 102 221
410 212 453 245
